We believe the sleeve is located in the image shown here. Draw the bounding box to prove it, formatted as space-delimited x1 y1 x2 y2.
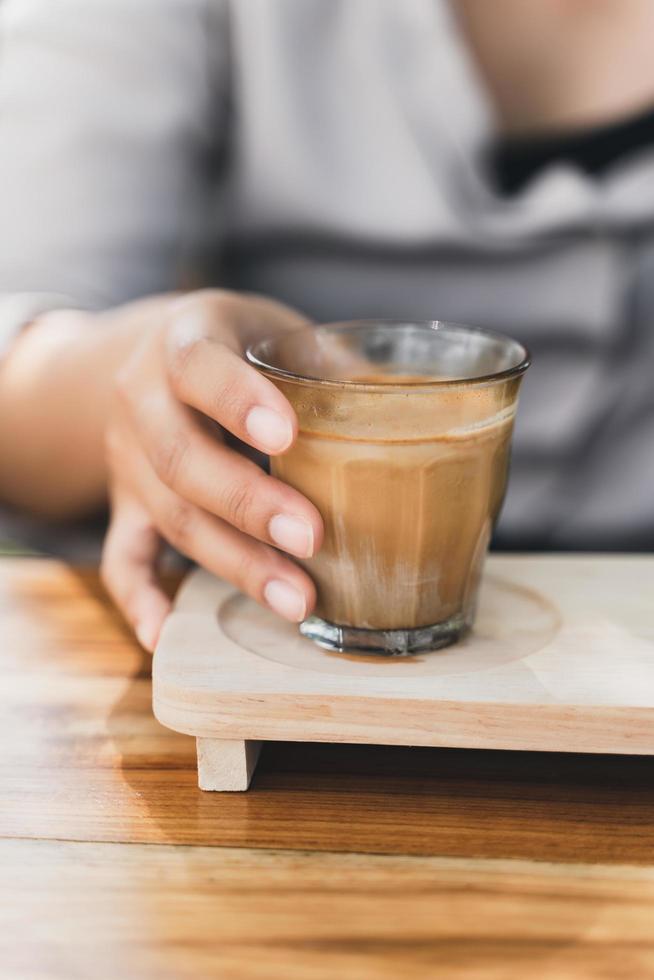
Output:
0 0 229 354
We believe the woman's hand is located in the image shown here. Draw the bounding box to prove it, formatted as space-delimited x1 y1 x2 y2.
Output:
100 289 323 652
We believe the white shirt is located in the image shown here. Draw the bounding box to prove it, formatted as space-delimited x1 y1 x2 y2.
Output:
1 0 654 551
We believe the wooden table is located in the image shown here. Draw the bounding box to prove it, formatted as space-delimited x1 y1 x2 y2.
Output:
2 558 654 979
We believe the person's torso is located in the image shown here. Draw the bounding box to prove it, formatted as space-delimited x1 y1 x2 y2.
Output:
208 0 654 550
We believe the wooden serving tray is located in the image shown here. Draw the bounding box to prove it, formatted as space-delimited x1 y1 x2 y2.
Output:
153 555 654 790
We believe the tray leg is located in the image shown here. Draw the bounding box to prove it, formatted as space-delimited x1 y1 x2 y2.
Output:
196 738 262 791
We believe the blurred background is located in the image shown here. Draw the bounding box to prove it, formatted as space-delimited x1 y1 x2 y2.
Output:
1 0 654 558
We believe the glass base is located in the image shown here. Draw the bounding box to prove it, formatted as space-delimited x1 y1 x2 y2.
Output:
299 613 469 657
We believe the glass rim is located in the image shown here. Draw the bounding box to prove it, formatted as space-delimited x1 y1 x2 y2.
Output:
246 319 531 390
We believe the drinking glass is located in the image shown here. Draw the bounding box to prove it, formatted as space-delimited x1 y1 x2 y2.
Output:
247 320 529 655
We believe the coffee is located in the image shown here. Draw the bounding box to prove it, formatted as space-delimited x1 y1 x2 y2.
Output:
248 320 529 653
272 380 513 630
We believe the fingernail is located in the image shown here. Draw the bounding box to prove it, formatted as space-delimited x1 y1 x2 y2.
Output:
264 579 307 622
245 406 293 453
136 619 159 652
269 514 314 558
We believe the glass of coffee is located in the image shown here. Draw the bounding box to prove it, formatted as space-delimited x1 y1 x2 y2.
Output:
247 320 529 656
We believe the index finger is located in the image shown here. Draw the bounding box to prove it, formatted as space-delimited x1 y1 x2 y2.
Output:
165 294 306 455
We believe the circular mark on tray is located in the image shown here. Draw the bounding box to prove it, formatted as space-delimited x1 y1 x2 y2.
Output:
218 575 561 678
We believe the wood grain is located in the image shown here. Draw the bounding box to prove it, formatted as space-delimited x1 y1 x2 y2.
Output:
2 839 654 980
196 737 262 790
2 559 654 863
154 558 654 755
3 557 654 979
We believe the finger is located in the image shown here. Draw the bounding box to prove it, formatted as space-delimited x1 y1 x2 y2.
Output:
164 293 306 456
123 435 317 622
131 389 323 558
156 494 316 623
171 289 310 347
100 494 172 652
